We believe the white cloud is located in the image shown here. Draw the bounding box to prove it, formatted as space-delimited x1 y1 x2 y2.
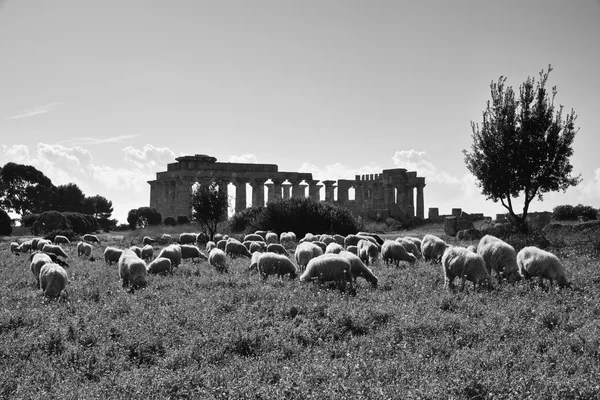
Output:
229 153 258 163
1 144 30 163
578 168 600 198
4 102 62 119
122 144 177 169
391 150 461 184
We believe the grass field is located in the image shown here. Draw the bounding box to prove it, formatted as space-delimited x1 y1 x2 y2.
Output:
1 224 600 399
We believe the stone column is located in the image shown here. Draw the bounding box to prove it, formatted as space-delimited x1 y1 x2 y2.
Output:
416 184 425 219
290 179 305 199
272 179 284 201
354 184 364 207
281 182 292 200
250 178 266 207
383 184 393 206
232 179 248 213
307 180 322 201
265 183 274 203
337 183 348 205
323 180 337 203
407 185 414 207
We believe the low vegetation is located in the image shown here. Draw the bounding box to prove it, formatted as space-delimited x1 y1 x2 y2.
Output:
1 223 600 398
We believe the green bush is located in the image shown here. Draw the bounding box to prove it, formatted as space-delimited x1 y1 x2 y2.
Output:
21 213 39 228
44 229 79 242
553 204 598 221
0 208 13 236
127 207 162 229
573 204 598 221
36 211 70 234
233 198 361 238
229 206 264 233
164 216 177 226
62 211 98 234
176 215 191 225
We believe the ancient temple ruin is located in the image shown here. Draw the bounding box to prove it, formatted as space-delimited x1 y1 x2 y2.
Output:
148 154 426 219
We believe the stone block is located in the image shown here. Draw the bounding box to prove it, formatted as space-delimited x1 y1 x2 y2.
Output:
388 204 409 225
456 218 475 231
444 217 457 237
452 208 462 216
428 208 439 219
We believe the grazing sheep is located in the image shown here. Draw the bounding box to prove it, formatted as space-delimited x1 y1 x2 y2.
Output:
249 241 267 253
225 240 251 258
196 232 209 244
213 233 224 243
36 239 51 251
382 240 416 267
82 234 100 243
517 246 570 288
477 235 520 282
403 236 422 251
279 232 293 245
300 255 354 288
39 263 68 297
31 238 43 250
159 233 172 245
319 234 335 245
254 230 267 239
345 245 358 255
287 232 297 243
344 234 377 248
141 244 153 260
338 251 378 287
325 242 344 254
10 242 20 254
208 248 228 273
77 241 93 257
30 252 54 284
357 239 379 265
248 251 262 271
396 237 422 259
179 233 198 245
205 241 216 252
300 233 319 243
19 240 32 253
294 244 316 271
156 244 183 268
244 233 264 242
256 253 298 280
466 245 477 253
357 232 384 246
442 246 493 291
104 247 124 265
266 243 288 255
129 246 143 258
118 249 147 289
216 239 227 251
265 232 278 244
41 243 68 259
53 235 70 245
142 236 155 246
147 257 172 275
180 244 208 263
333 234 345 246
312 241 327 253
421 234 448 263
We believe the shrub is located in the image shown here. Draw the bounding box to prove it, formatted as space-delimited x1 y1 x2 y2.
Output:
44 229 78 242
176 215 191 225
553 204 598 221
36 211 70 234
574 204 598 221
229 206 264 233
62 211 97 234
164 216 177 226
97 217 118 232
0 208 13 236
21 213 39 228
127 207 162 229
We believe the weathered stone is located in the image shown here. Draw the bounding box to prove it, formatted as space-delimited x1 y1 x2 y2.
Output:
389 204 409 225
445 217 457 237
456 218 475 232
428 208 439 219
452 208 462 216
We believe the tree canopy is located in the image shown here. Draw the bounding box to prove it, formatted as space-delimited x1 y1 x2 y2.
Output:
190 180 229 240
463 65 581 231
0 162 55 215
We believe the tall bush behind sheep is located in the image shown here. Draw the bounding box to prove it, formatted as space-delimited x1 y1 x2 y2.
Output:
477 235 520 282
442 246 493 291
517 246 570 288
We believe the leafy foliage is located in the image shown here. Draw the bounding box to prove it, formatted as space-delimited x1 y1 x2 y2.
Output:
464 66 581 232
82 195 114 219
127 207 162 230
176 215 191 225
228 205 264 233
52 183 86 212
163 216 177 226
0 208 12 236
190 179 229 240
0 162 55 215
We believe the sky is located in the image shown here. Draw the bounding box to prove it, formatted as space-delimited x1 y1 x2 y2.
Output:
1 0 599 224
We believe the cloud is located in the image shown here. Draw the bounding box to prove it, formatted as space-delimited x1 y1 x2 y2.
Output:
229 154 258 164
392 150 461 184
122 144 177 169
578 168 600 199
58 134 140 146
1 144 30 163
4 102 62 119
298 161 383 181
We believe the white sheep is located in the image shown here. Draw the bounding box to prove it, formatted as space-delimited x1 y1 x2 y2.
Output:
147 257 172 275
345 245 358 255
477 235 520 282
294 242 323 270
53 235 70 245
381 240 416 267
287 232 297 242
344 234 377 248
225 240 251 258
244 233 264 242
208 248 228 273
300 255 354 288
266 243 288 255
205 241 216 252
442 246 493 291
256 253 298 280
338 251 378 287
249 241 267 253
319 234 335 245
357 239 379 265
142 236 156 246
41 243 68 259
421 234 448 263
265 232 278 244
156 244 183 268
248 251 263 271
403 236 423 250
118 249 147 289
216 239 227 251
39 263 68 297
129 246 143 258
180 244 208 263
83 234 100 243
312 241 327 253
254 230 267 239
36 239 51 251
279 232 293 245
333 234 345 246
104 247 124 265
10 242 20 254
466 245 477 253
213 233 225 243
77 241 93 257
30 252 54 285
299 233 319 243
159 233 172 245
179 232 198 245
396 237 422 259
19 240 33 253
517 246 570 288
325 242 344 254
141 244 154 260
31 238 43 250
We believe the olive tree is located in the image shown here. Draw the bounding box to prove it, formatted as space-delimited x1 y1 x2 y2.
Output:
463 66 580 232
190 179 229 241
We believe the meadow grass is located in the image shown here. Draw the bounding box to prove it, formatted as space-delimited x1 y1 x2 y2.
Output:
1 225 600 399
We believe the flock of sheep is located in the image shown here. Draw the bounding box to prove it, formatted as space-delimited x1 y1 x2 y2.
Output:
8 228 571 298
